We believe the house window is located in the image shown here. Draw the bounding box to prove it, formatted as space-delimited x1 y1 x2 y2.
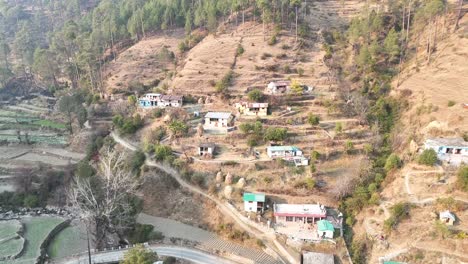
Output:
286 216 293 222
446 148 453 154
295 217 303 222
455 149 462 154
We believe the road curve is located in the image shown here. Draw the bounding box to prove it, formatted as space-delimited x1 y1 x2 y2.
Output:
110 132 294 264
58 246 237 264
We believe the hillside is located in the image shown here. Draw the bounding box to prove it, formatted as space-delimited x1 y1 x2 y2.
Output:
353 9 468 264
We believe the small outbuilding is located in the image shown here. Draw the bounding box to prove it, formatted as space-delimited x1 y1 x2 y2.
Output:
266 80 291 94
235 102 269 116
439 210 456 225
317 220 335 239
243 192 266 213
302 251 334 264
198 143 215 158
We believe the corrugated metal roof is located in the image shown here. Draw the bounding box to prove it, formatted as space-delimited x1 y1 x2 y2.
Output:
161 95 183 101
243 193 265 202
425 138 468 148
273 204 326 216
205 112 232 119
267 146 300 152
317 220 334 232
302 252 334 264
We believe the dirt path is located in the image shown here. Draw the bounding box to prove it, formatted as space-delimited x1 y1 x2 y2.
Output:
110 132 298 264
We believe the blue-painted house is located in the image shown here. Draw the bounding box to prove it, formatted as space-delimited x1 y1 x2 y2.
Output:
424 137 468 165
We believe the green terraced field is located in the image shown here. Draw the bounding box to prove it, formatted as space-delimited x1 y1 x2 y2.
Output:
47 224 88 259
3 217 65 264
0 220 24 258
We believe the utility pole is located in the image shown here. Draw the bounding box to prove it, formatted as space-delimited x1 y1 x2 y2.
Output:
87 227 92 264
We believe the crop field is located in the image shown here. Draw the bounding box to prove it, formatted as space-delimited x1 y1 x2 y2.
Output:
47 222 89 259
0 220 24 258
2 217 64 264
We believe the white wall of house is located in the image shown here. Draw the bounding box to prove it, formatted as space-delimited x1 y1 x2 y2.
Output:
244 201 258 212
205 118 229 128
317 230 334 239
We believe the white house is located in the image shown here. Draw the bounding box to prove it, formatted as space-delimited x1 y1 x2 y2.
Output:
158 95 183 107
266 80 291 94
243 193 265 213
235 102 269 116
267 146 309 166
439 210 456 225
273 204 327 225
203 112 233 130
424 138 468 165
198 143 215 158
317 220 335 239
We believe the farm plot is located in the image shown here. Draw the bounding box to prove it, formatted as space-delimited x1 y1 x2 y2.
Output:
47 221 89 259
0 220 24 259
2 217 65 264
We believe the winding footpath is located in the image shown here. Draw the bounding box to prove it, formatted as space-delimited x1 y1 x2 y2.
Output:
110 132 297 264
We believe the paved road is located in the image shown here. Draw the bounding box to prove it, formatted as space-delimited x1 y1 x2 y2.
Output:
110 132 295 264
59 246 237 264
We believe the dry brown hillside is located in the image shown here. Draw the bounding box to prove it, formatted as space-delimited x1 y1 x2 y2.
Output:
104 30 184 93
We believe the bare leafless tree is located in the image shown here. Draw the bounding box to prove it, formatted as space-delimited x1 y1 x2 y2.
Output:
350 92 370 125
68 148 140 249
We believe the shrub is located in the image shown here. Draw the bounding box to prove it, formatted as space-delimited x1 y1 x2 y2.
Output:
310 163 316 174
128 95 137 105
283 65 292 74
345 140 354 154
307 113 320 126
281 44 290 50
163 257 176 264
311 151 320 161
447 100 456 107
153 108 165 118
297 67 304 76
191 173 205 187
260 52 272 60
268 35 277 45
215 70 234 93
457 165 468 191
168 120 189 138
335 122 343 134
264 127 288 142
239 121 263 135
154 145 173 161
130 151 146 174
23 194 39 208
113 114 144 135
384 202 411 232
418 149 438 166
248 89 265 102
384 153 401 171
128 223 154 243
236 44 244 56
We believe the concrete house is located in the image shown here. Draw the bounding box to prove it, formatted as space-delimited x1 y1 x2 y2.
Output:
203 112 234 130
439 210 456 225
138 93 161 108
302 252 335 264
267 146 309 166
266 80 291 94
424 138 468 165
235 102 269 116
158 95 183 107
273 204 327 225
138 93 183 108
317 220 335 239
198 143 215 158
243 193 265 213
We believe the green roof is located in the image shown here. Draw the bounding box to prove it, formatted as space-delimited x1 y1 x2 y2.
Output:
243 193 265 202
317 220 334 232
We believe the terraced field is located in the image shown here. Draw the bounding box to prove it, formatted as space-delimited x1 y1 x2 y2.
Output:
2 217 65 264
0 108 68 146
47 221 89 259
0 220 24 260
